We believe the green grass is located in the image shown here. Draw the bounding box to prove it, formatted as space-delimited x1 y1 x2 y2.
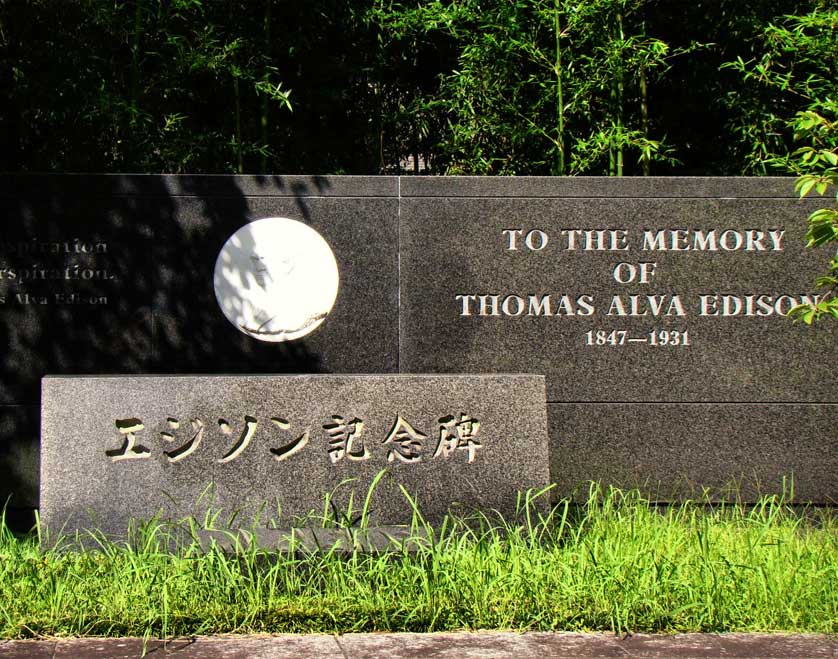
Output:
0 484 835 639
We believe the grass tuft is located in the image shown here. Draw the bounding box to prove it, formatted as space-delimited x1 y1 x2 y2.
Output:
0 483 835 638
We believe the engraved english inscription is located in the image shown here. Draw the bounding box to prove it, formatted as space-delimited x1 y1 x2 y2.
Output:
0 238 117 307
453 224 822 347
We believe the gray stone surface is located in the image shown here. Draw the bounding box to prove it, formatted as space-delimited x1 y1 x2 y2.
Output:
1 633 835 659
50 638 199 658
0 174 398 198
152 195 399 374
337 632 838 658
1 175 399 511
58 525 432 553
617 633 838 658
0 640 56 658
399 176 802 198
0 195 156 404
400 195 834 402
49 635 344 658
398 181 837 502
0 181 399 389
3 175 837 514
189 526 426 554
549 403 838 502
40 375 549 538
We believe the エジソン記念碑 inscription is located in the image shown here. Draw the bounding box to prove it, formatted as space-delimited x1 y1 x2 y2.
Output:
107 412 482 465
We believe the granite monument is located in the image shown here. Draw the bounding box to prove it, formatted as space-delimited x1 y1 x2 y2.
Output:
40 374 549 538
0 174 834 532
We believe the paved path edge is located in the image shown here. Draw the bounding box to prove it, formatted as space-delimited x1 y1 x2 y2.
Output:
1 631 836 658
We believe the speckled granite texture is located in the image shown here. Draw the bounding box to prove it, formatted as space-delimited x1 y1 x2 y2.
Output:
40 374 549 538
399 193 833 403
2 176 835 516
398 178 837 503
1 175 399 511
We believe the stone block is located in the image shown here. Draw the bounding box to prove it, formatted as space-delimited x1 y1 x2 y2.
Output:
0 196 155 403
399 192 835 403
398 178 837 501
1 175 399 524
548 403 838 503
3 175 836 516
40 375 549 539
153 195 399 374
399 175 800 198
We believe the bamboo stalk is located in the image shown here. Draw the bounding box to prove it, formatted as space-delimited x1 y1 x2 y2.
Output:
554 0 565 175
615 10 624 177
129 0 143 166
235 76 243 174
260 0 272 173
640 68 649 176
640 14 650 176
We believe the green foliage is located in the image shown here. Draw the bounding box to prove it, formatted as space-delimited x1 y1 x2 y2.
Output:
787 106 838 323
0 0 833 175
723 4 838 173
371 0 697 175
1 485 835 638
1 0 292 173
722 4 838 322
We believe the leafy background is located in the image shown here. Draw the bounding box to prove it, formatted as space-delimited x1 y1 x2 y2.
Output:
1 0 834 176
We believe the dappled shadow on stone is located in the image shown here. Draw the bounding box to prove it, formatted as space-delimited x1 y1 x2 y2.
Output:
1 176 395 529
151 176 325 374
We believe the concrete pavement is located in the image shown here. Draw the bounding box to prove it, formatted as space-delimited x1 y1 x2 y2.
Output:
1 632 836 658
